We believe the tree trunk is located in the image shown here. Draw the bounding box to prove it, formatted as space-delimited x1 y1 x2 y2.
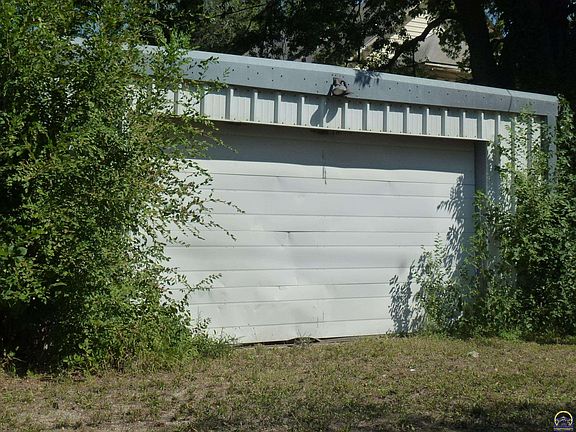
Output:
453 0 504 87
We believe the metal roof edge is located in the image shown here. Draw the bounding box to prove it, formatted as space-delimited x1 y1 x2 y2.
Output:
183 50 558 117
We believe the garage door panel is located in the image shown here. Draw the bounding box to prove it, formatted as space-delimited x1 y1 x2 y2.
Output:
211 318 395 342
170 245 426 271
210 190 473 218
174 230 467 247
171 283 405 304
207 173 476 197
194 214 471 233
209 131 475 172
190 297 395 328
216 125 476 152
197 160 474 185
181 267 414 288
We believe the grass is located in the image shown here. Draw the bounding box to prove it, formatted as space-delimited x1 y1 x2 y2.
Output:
1 335 575 431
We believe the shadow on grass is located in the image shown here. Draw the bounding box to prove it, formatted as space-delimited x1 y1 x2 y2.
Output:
353 401 559 431
182 399 564 431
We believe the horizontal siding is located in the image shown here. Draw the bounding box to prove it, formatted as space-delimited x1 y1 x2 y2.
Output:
206 173 476 197
182 267 415 288
169 245 431 271
192 214 472 232
171 284 404 305
189 297 396 328
209 190 474 218
197 160 473 184
176 230 471 247
405 16 430 38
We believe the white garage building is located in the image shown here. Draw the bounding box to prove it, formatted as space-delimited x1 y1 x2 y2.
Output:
166 51 558 343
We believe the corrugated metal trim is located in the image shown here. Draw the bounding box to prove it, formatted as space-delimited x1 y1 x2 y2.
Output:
176 85 543 142
182 50 558 117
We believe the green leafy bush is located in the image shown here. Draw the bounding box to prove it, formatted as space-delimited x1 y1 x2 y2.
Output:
416 102 576 339
0 0 228 370
413 236 465 334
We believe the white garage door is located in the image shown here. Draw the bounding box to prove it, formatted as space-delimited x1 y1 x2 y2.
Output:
167 123 475 343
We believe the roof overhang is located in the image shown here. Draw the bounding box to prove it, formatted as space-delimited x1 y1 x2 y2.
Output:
183 51 558 118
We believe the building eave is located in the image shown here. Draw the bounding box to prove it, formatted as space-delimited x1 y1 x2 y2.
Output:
183 50 558 117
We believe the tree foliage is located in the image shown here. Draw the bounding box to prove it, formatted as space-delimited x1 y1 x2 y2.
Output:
152 0 576 109
0 0 226 370
415 102 576 339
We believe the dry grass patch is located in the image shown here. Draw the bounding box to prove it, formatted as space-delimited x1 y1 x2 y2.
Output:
1 336 575 431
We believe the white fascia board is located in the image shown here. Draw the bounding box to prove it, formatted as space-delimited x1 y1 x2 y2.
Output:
182 50 558 117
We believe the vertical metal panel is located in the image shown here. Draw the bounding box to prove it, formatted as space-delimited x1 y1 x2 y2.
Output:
225 88 233 119
499 113 513 141
530 118 545 170
165 89 177 114
250 90 257 121
325 99 343 129
204 89 227 120
302 95 322 127
388 104 404 133
490 113 503 201
477 111 484 140
278 94 299 125
428 107 442 136
446 109 460 137
230 87 251 121
459 110 466 137
384 104 390 132
297 95 304 126
496 113 514 202
254 90 275 123
407 106 424 135
273 93 281 123
366 102 386 132
526 117 533 168
463 111 478 139
482 112 497 142
362 102 369 131
345 100 363 130
177 87 203 116
403 106 410 134
317 98 326 127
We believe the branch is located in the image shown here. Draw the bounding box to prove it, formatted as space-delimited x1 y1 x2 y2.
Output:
211 1 270 19
380 15 446 71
